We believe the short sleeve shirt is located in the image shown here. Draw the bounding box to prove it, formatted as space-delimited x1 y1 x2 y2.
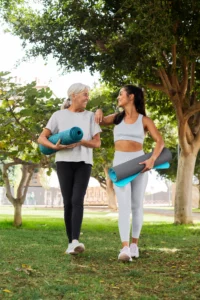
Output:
45 109 102 165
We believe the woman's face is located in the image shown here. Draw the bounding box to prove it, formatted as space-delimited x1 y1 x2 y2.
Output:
72 89 89 109
117 88 133 107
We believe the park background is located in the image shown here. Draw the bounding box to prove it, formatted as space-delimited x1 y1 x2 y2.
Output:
1 1 200 299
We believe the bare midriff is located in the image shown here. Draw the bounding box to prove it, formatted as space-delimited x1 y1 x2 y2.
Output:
115 140 143 152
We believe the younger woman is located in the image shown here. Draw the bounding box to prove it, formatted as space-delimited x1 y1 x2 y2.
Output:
95 85 164 261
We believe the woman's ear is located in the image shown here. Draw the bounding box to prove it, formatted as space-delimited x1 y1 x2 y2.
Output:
130 94 134 102
71 93 75 101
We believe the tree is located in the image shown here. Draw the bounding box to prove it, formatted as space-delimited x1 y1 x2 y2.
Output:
4 0 200 223
0 72 63 226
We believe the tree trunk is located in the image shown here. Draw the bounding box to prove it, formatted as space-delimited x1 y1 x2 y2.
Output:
198 175 200 209
175 151 197 224
198 184 200 209
14 202 22 227
104 167 117 210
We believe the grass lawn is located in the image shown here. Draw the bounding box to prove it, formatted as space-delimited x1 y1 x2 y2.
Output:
0 207 200 300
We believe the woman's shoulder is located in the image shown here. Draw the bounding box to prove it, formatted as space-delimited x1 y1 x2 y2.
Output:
85 110 94 116
54 109 66 114
84 110 96 119
142 115 154 126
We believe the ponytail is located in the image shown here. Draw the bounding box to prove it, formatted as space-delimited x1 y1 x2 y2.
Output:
113 111 125 125
61 98 71 110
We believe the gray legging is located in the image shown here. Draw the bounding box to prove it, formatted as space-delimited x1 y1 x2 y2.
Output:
113 150 148 241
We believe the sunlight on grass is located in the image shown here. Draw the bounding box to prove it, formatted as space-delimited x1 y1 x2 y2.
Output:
84 212 118 219
152 247 180 253
188 225 200 230
144 214 173 222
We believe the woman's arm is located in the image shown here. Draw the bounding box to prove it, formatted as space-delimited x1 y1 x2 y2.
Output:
78 133 101 148
140 117 165 172
95 109 117 126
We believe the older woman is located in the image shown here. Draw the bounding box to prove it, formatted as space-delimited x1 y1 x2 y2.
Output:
38 83 101 255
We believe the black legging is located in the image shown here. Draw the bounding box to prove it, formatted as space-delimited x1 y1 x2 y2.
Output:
56 161 92 243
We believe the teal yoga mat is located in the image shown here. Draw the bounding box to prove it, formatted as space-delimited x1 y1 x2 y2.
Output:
114 162 170 187
39 127 83 155
109 148 172 186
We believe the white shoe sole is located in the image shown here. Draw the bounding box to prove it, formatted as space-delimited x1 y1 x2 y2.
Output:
68 245 85 255
131 253 139 258
74 245 85 254
118 253 132 262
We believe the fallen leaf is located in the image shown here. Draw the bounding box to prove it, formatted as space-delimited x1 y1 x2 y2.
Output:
3 289 12 293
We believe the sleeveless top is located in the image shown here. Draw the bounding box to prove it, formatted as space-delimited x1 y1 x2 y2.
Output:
113 114 145 144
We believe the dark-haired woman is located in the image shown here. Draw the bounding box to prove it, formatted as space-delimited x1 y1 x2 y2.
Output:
95 85 164 262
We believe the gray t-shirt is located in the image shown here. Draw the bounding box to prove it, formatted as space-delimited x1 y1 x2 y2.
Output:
45 109 102 165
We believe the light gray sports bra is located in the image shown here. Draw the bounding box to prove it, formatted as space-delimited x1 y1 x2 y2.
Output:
113 114 145 144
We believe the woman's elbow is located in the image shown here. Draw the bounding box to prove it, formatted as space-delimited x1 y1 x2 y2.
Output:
37 135 46 144
37 136 41 144
95 140 101 148
160 138 165 149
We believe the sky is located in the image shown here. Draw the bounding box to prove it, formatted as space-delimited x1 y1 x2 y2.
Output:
0 29 100 98
0 28 169 193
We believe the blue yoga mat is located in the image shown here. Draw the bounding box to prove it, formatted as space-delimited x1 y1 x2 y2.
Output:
39 127 83 155
109 148 172 186
114 162 170 187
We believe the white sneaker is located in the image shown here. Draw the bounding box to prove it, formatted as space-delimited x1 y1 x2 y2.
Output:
118 246 132 262
70 240 85 255
65 243 74 254
130 243 139 258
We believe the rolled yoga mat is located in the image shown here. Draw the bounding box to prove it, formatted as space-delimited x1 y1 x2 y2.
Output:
39 127 83 155
109 147 172 187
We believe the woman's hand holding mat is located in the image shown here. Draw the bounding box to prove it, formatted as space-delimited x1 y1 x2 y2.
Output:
39 127 83 155
113 162 170 187
109 148 172 186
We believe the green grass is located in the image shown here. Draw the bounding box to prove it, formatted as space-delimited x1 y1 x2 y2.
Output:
0 208 200 299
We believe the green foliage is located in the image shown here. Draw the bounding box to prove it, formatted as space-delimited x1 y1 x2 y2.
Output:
0 72 63 165
0 164 15 186
4 0 200 86
0 169 3 186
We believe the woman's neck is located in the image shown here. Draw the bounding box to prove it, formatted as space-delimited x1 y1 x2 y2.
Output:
67 105 85 112
124 106 138 118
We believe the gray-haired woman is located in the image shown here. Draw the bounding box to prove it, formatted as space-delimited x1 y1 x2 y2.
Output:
38 83 101 255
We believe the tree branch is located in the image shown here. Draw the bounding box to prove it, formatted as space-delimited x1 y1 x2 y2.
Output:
190 62 196 92
2 164 14 204
194 127 200 152
183 103 200 121
17 165 29 200
158 68 172 91
147 83 166 92
172 44 177 71
180 57 188 101
171 44 181 92
178 122 191 154
189 62 196 106
8 102 37 142
22 166 35 202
